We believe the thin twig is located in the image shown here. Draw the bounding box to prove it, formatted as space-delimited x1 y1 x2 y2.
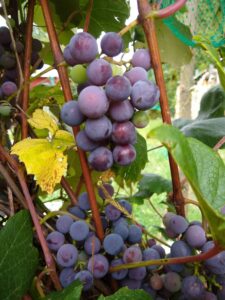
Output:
7 186 14 216
61 176 78 206
148 198 163 218
213 136 225 151
83 0 94 32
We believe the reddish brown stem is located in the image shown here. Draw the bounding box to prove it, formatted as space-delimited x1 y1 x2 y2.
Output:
157 0 187 19
61 176 77 205
21 0 35 139
83 0 94 32
39 0 104 240
137 0 185 216
213 136 225 150
0 145 61 291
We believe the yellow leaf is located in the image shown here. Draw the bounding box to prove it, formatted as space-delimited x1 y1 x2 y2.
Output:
28 109 58 135
53 130 75 151
11 138 67 194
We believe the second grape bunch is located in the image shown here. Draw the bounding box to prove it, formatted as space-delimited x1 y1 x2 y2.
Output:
61 31 160 171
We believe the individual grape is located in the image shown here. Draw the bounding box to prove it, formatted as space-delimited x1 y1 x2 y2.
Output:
56 215 73 234
203 246 225 275
111 121 136 145
108 100 134 122
59 267 76 288
113 144 136 166
143 248 160 270
10 40 24 54
70 64 88 84
31 52 44 69
69 220 89 241
189 220 202 227
148 239 156 247
76 130 100 152
105 204 121 221
105 75 131 101
128 266 147 281
165 227 179 239
69 32 98 63
78 192 90 211
110 258 128 280
74 270 93 291
60 100 85 127
124 67 148 85
56 244 78 267
181 275 205 299
132 111 149 129
103 233 124 255
0 52 16 69
167 215 189 235
113 222 129 241
165 254 184 273
123 245 142 263
100 216 108 231
88 147 113 171
131 49 151 70
150 273 164 290
127 224 142 244
171 240 192 258
87 58 112 86
131 80 160 110
63 45 77 66
98 183 114 200
87 254 109 278
84 235 101 255
32 38 42 52
184 225 206 248
162 212 176 227
68 206 86 219
151 244 166 258
163 272 181 293
46 231 65 251
0 27 11 44
204 291 217 300
1 81 17 96
101 32 123 57
77 81 92 94
4 68 18 81
112 217 128 227
120 278 142 290
118 199 132 214
78 86 109 118
85 116 112 141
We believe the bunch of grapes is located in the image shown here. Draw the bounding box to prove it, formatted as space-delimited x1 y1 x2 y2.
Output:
45 183 225 299
60 31 160 171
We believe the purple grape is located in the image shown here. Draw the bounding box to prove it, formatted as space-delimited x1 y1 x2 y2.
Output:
74 270 93 291
84 235 101 255
85 116 112 141
98 183 114 200
4 68 18 81
151 245 166 258
77 81 92 94
142 283 157 297
100 216 108 231
120 278 142 290
124 67 148 85
56 215 73 234
150 273 164 290
0 52 16 69
87 254 109 278
163 272 181 292
189 220 202 227
0 44 4 56
131 80 160 110
76 130 100 152
0 27 11 44
118 199 132 214
1 81 17 96
31 52 43 69
105 75 131 101
56 244 78 267
132 111 149 128
123 245 142 263
78 86 109 119
63 46 77 66
69 32 98 63
60 101 85 127
78 192 90 211
59 268 76 288
163 212 176 227
128 267 146 280
112 217 128 227
148 239 156 247
10 40 24 54
113 144 136 166
165 227 179 239
110 258 128 280
143 248 160 270
131 49 151 70
32 38 42 52
113 223 129 240
204 291 217 300
171 241 192 258
68 206 86 219
101 32 123 57
46 231 65 251
69 220 89 241
108 100 134 122
88 147 113 171
112 121 136 145
184 225 206 248
103 233 124 255
181 276 205 299
167 215 189 235
105 204 121 221
87 58 112 86
202 242 225 274
127 224 142 244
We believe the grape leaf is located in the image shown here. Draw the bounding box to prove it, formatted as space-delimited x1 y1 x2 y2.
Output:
43 281 82 300
0 210 38 300
28 109 58 135
149 124 225 246
98 287 152 300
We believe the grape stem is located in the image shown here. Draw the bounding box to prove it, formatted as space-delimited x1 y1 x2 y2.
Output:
61 176 78 205
148 198 163 218
110 243 223 272
84 0 94 32
213 136 225 150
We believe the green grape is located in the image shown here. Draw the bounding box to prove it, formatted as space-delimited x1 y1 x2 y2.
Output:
0 104 11 116
132 111 149 128
70 64 88 84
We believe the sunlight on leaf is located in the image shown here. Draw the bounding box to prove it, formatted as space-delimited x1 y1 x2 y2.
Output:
28 109 59 135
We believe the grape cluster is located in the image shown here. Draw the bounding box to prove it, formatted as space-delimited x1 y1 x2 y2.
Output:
46 188 225 299
60 31 160 171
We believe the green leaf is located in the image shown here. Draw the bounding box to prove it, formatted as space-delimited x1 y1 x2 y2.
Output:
98 287 152 300
138 173 172 196
43 281 82 300
149 124 225 246
0 210 38 300
114 133 148 186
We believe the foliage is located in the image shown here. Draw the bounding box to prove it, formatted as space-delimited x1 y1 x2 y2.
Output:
43 281 83 300
98 288 152 300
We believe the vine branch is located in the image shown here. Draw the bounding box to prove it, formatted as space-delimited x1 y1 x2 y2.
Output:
83 0 94 32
